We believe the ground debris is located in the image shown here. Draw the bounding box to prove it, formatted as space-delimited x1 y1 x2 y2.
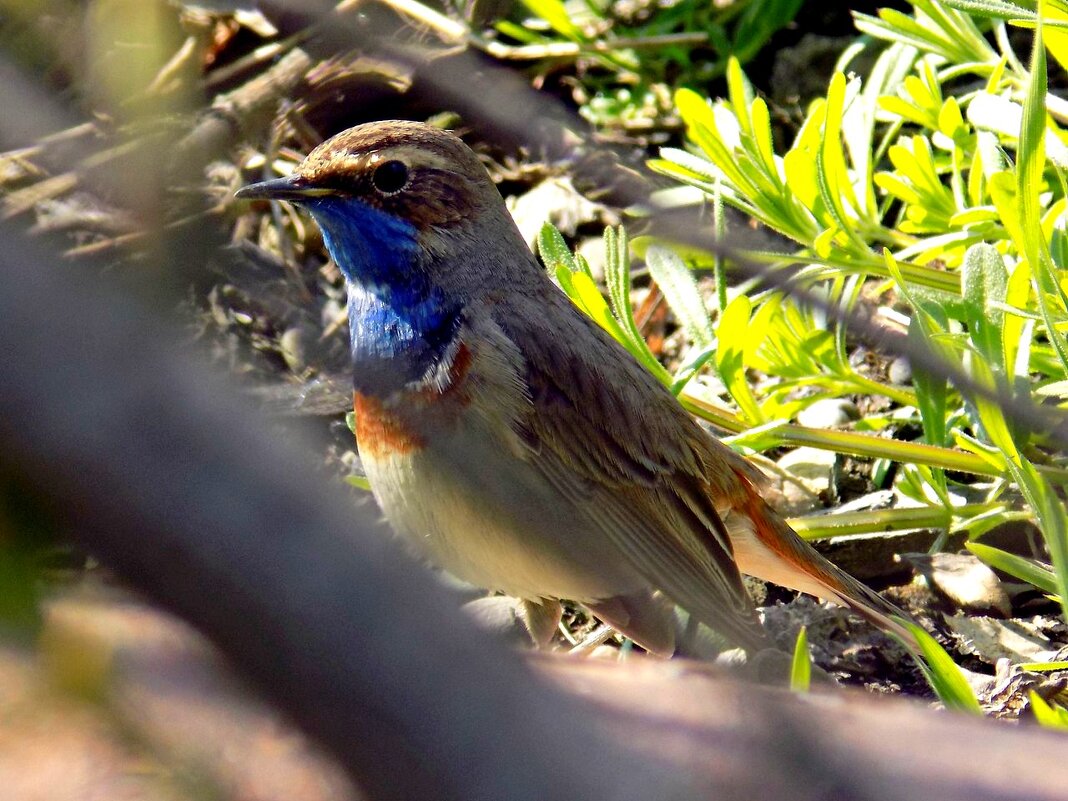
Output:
978 658 1068 720
946 614 1061 666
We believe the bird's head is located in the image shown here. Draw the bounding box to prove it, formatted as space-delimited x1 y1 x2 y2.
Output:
236 121 531 297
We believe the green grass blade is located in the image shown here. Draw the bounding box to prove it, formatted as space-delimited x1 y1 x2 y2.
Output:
1019 13 1068 373
1029 691 1068 729
790 504 994 540
603 226 648 354
966 540 1060 596
901 619 983 714
790 626 812 693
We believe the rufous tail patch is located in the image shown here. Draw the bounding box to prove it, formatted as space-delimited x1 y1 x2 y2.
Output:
733 468 847 595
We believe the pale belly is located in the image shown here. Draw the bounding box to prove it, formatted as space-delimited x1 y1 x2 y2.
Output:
359 419 643 602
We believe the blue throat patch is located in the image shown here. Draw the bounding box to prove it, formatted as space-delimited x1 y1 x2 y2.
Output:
308 197 460 395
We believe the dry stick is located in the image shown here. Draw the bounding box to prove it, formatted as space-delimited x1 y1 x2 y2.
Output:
0 219 684 801
0 46 314 222
482 34 709 61
176 47 314 168
204 34 311 91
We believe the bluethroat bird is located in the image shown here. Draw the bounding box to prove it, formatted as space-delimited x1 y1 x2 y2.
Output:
237 121 915 656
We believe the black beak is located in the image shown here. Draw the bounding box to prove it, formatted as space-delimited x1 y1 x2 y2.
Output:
235 174 332 201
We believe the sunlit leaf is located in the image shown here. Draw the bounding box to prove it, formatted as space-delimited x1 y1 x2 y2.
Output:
716 295 764 425
1030 691 1068 729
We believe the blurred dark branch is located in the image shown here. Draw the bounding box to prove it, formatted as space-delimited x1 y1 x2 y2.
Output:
20 591 1068 801
0 219 685 801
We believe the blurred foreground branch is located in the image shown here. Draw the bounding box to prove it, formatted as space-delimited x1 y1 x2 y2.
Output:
11 584 1068 801
3 205 1068 800
0 220 680 801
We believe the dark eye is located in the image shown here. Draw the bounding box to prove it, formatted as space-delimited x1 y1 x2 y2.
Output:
371 160 409 195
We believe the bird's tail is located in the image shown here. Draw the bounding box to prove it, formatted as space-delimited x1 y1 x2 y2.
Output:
724 477 921 653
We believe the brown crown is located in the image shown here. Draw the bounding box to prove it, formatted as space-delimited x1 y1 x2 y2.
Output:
295 121 496 229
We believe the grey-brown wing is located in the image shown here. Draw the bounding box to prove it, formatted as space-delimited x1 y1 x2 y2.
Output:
502 291 766 649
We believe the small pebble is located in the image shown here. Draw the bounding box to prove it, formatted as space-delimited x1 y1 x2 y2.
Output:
576 236 608 282
278 328 307 373
774 446 837 514
902 552 1012 617
507 176 603 248
797 398 859 428
888 356 912 385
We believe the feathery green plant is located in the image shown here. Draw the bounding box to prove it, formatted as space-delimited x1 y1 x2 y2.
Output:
646 1 1068 622
547 1 1068 639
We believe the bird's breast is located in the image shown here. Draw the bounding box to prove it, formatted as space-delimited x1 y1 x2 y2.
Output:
350 326 641 601
352 340 474 460
352 393 427 457
355 401 639 602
